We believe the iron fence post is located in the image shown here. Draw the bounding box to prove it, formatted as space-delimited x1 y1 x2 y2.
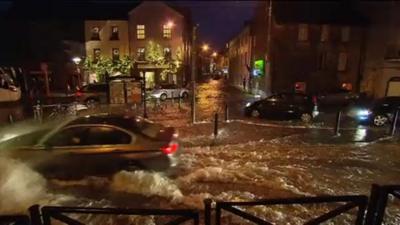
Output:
225 104 229 122
365 184 388 225
355 196 368 225
204 199 212 225
215 203 221 225
390 109 399 136
214 113 218 138
29 205 42 225
179 94 182 109
334 110 342 136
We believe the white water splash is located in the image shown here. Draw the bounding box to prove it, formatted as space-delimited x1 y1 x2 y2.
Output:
111 170 183 202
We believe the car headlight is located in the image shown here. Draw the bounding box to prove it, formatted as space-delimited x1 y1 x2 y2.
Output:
357 109 372 116
245 102 252 107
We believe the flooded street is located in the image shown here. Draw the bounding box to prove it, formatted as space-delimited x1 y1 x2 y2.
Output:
0 80 399 224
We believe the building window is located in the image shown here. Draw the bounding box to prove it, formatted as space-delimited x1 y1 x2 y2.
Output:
318 51 328 70
110 26 119 40
338 52 348 71
112 48 120 61
137 25 145 40
164 47 171 60
91 27 100 40
341 27 350 42
298 24 308 41
163 24 172 39
321 25 329 42
93 48 101 61
137 47 145 61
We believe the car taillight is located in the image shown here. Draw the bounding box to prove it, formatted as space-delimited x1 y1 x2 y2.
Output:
75 91 83 97
160 142 179 155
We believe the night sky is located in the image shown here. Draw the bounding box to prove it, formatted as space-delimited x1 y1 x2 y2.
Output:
171 1 258 51
0 1 257 50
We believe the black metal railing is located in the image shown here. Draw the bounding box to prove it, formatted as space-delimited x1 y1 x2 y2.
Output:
365 184 400 225
4 184 400 225
0 214 31 225
37 206 198 225
205 195 368 225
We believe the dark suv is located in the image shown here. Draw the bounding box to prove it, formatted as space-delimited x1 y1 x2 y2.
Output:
244 93 318 122
75 83 108 106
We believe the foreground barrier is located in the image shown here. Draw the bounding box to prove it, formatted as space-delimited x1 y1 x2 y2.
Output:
2 184 400 225
205 195 367 225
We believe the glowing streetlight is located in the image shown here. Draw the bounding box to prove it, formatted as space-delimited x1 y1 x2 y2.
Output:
72 57 82 65
212 52 217 57
202 44 209 52
166 20 175 28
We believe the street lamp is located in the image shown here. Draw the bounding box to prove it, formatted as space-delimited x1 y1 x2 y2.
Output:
166 20 174 28
72 57 82 88
212 52 217 57
202 44 209 52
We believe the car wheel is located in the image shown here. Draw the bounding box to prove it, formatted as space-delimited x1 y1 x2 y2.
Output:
85 98 99 108
160 93 167 101
251 109 260 118
373 114 388 127
300 113 312 123
181 92 189 99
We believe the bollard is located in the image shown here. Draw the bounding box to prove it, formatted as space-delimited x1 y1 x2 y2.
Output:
204 199 212 225
214 113 218 138
178 94 182 109
334 110 342 136
390 109 399 136
224 104 229 122
8 114 14 123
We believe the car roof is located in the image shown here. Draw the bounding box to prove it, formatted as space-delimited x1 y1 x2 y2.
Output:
66 113 140 131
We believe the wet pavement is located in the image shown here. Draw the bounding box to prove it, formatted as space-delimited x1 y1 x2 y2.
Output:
0 79 400 224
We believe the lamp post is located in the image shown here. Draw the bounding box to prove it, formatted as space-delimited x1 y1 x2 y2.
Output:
72 57 82 88
191 25 199 123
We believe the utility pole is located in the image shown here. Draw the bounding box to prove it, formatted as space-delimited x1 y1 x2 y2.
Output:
191 24 198 123
265 0 273 96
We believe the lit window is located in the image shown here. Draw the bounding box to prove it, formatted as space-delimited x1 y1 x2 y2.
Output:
137 47 145 61
91 27 100 40
112 48 120 61
298 24 308 41
110 26 119 40
341 26 350 42
163 24 172 39
137 25 145 40
321 25 329 42
338 52 348 71
93 48 101 60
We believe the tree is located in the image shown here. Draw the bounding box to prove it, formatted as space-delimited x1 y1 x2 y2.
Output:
83 56 133 82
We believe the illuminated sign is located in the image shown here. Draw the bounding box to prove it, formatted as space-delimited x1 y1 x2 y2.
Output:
253 59 264 77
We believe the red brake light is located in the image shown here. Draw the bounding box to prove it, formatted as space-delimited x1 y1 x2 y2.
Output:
161 142 179 155
75 91 83 97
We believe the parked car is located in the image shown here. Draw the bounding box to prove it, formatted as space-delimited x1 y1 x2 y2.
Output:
75 83 108 107
244 93 318 122
0 67 21 102
351 96 400 127
317 88 360 107
150 84 189 101
1 113 180 179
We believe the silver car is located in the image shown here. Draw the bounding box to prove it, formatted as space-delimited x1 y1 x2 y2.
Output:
150 84 189 101
1 113 180 179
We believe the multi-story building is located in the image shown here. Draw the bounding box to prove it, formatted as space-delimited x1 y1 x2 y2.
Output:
227 22 253 90
359 2 400 98
228 1 367 96
84 20 129 62
128 1 192 88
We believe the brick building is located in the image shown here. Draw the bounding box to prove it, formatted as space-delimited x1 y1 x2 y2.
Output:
228 1 367 96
